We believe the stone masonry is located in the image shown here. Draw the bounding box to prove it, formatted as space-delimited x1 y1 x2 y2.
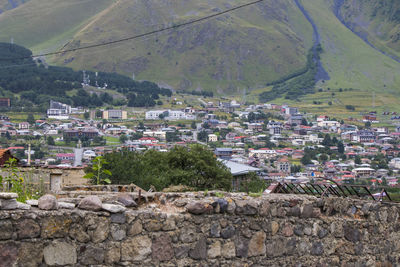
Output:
0 191 399 266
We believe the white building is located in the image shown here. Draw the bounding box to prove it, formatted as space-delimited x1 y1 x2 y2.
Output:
317 121 340 128
47 100 72 120
145 110 196 120
249 149 277 159
208 134 218 142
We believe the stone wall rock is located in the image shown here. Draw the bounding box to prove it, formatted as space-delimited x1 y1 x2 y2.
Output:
0 193 399 266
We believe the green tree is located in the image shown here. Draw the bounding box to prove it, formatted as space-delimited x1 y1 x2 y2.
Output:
198 131 208 142
338 141 345 154
322 134 332 146
119 134 128 144
27 113 35 125
47 136 55 146
101 145 232 191
191 121 197 129
84 112 90 120
301 154 312 165
239 172 267 193
355 155 362 165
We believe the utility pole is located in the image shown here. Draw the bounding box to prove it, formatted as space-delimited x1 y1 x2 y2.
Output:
27 143 31 166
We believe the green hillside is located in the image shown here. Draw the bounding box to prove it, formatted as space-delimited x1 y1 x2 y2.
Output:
0 0 29 12
1 0 400 105
337 0 400 59
0 0 113 53
0 0 314 93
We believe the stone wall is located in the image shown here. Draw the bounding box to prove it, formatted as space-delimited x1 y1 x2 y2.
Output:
0 191 400 266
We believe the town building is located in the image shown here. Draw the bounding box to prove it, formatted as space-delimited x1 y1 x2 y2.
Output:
47 100 72 120
103 110 127 120
64 129 99 139
0 98 11 107
208 134 218 142
276 157 291 173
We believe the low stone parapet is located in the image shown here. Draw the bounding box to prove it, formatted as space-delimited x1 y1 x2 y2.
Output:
0 192 399 266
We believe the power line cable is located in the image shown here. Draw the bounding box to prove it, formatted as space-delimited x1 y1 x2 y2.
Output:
0 0 264 61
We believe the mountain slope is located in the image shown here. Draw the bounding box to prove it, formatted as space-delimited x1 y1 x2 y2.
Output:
1 0 400 99
335 0 400 60
0 0 113 52
0 0 29 13
0 0 314 93
299 0 400 93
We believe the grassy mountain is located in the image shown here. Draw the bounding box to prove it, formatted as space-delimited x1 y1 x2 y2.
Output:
337 0 400 59
1 0 400 104
0 0 314 93
0 0 29 13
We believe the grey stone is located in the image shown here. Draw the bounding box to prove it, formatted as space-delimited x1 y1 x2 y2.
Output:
89 217 109 243
38 194 58 210
118 193 137 207
180 227 197 243
17 242 44 267
210 222 221 237
111 224 126 241
80 245 104 265
286 238 297 256
212 199 228 213
248 231 266 257
145 219 162 231
0 220 13 240
43 241 77 266
221 225 236 239
105 243 121 264
208 241 221 258
288 206 301 217
78 196 102 211
259 201 270 216
174 245 190 259
26 199 38 206
344 225 361 242
235 236 249 258
235 200 258 215
311 242 324 256
222 241 236 259
227 199 236 214
102 203 126 213
121 235 152 261
162 217 176 231
271 221 279 235
16 202 30 210
58 202 75 209
152 233 174 261
266 238 285 257
16 219 40 239
301 204 314 218
189 235 207 260
187 201 211 215
1 199 17 210
41 215 72 239
294 224 304 236
0 242 19 267
128 220 142 236
111 213 126 224
69 223 90 243
318 228 329 239
281 223 294 237
0 192 17 199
